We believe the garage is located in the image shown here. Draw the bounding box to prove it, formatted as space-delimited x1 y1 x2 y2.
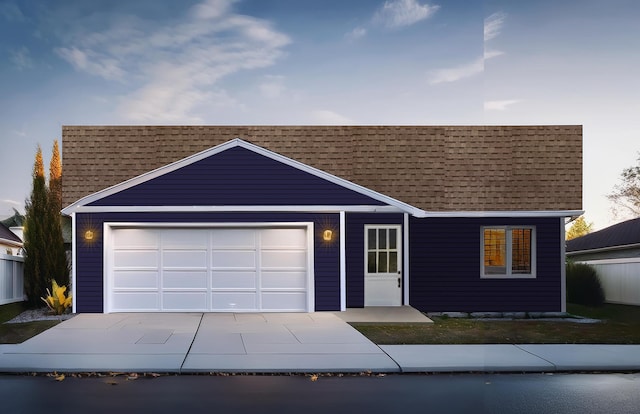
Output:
105 226 312 312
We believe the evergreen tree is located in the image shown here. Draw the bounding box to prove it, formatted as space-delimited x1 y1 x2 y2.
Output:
23 145 49 307
23 142 70 307
48 139 69 286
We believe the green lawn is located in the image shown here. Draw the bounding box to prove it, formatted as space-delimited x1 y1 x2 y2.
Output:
0 302 61 344
352 303 640 345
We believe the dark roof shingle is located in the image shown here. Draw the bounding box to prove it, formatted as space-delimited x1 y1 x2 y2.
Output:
61 125 583 212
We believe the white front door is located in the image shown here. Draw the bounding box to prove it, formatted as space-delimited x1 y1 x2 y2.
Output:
364 225 402 306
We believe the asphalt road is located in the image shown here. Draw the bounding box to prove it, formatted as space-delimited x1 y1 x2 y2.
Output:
2 373 638 414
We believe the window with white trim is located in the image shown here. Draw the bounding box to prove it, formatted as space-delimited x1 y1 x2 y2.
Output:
481 226 536 278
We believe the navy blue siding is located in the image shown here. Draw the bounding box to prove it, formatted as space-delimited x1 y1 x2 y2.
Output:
345 213 404 308
75 212 340 313
409 217 562 312
89 147 386 207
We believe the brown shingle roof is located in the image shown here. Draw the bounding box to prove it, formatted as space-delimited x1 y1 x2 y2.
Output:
61 125 582 212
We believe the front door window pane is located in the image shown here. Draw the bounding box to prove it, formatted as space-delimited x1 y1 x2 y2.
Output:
378 252 388 273
389 252 398 272
367 252 376 273
378 229 387 249
368 229 376 249
389 229 397 249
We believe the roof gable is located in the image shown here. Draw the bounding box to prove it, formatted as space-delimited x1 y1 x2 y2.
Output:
0 222 22 247
63 139 421 215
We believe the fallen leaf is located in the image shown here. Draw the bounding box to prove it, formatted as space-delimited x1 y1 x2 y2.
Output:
55 374 65 382
309 374 318 382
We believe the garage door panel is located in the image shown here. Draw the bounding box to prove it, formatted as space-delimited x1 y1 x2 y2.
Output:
163 271 208 289
163 250 207 268
262 250 307 269
261 292 306 311
212 230 256 249
163 291 207 310
113 229 159 249
212 292 257 310
162 229 208 248
212 271 256 289
261 228 306 248
261 271 306 289
212 250 256 268
113 271 158 289
112 291 159 311
113 250 159 268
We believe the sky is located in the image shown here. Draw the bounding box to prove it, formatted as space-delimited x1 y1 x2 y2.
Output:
1 0 639 230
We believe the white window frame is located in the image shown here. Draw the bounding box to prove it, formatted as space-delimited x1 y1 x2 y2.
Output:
480 225 536 279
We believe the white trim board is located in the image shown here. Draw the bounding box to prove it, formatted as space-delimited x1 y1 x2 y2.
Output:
422 210 584 218
68 205 404 214
62 138 424 217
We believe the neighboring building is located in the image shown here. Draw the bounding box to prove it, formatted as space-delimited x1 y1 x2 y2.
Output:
61 126 583 314
0 222 23 256
567 217 640 305
1 210 24 245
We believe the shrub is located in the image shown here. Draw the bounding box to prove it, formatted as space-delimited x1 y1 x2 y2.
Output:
566 262 605 307
41 280 72 315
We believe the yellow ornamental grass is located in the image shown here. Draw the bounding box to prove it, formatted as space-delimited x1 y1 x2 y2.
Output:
41 280 72 315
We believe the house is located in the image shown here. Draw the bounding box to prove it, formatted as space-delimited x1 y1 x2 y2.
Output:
0 221 23 256
61 126 583 314
567 217 640 305
1 209 24 247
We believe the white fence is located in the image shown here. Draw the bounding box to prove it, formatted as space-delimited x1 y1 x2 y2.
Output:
0 253 24 305
583 258 640 306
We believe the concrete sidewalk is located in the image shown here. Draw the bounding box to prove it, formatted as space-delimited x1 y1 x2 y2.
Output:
381 344 640 372
0 312 397 373
1 312 639 373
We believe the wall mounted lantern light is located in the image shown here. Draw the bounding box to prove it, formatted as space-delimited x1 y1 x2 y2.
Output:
84 230 94 241
323 229 333 242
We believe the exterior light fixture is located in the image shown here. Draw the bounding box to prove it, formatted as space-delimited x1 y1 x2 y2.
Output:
323 229 333 242
84 230 94 241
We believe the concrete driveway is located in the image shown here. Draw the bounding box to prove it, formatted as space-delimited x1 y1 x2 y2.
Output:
0 312 399 373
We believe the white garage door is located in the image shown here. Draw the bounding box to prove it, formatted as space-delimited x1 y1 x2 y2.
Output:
107 227 311 312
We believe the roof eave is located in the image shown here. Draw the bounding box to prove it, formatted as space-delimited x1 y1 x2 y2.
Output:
567 242 640 256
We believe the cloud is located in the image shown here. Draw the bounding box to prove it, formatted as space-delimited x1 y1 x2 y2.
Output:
54 0 290 122
483 49 504 60
259 75 286 99
10 47 33 70
428 11 506 85
0 2 24 21
428 57 484 84
345 26 367 41
484 12 506 42
56 47 124 80
373 0 439 29
484 100 520 111
310 109 355 124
